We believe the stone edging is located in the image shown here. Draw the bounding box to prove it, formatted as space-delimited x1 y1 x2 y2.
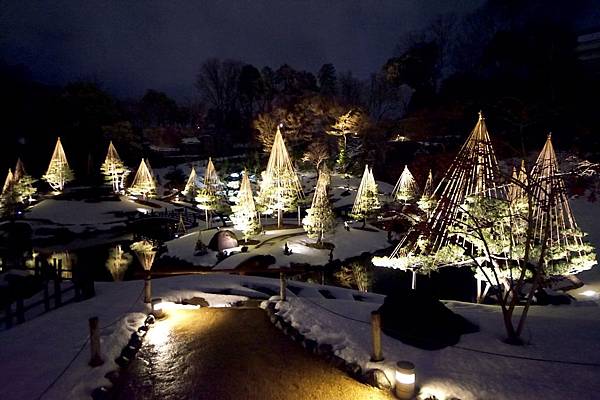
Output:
263 300 394 394
90 314 156 399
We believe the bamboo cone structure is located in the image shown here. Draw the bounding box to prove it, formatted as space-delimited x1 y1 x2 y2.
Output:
14 158 26 182
258 127 304 228
231 170 260 241
386 112 505 261
392 165 419 203
183 166 198 197
302 168 335 243
529 134 594 273
2 168 13 194
102 141 128 192
129 159 156 198
351 165 380 225
44 137 73 191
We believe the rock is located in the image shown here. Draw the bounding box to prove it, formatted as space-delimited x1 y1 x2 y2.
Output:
330 355 346 369
121 345 138 359
366 369 392 390
317 343 333 356
345 362 362 378
115 355 130 368
274 319 284 330
283 325 295 336
302 339 317 352
104 370 120 385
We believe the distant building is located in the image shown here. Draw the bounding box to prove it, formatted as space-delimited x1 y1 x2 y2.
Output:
576 28 600 77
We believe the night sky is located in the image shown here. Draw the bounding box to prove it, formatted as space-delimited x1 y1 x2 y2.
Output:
1 0 484 100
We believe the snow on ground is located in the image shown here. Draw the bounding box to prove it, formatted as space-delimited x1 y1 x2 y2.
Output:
162 221 390 269
3 269 600 399
268 288 600 400
0 274 260 400
25 197 151 234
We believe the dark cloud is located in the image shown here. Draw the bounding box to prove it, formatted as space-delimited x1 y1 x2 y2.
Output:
0 0 483 100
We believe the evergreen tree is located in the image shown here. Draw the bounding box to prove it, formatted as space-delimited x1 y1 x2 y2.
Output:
318 63 337 96
392 165 419 203
351 165 380 227
43 137 74 191
129 158 156 198
182 166 200 201
231 170 260 242
101 141 130 193
417 169 435 215
257 127 304 227
303 169 335 244
196 157 227 227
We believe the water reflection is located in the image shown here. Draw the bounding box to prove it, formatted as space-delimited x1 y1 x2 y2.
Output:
106 244 133 281
47 251 76 279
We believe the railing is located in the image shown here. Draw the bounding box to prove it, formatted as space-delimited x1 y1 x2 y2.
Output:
1 258 95 329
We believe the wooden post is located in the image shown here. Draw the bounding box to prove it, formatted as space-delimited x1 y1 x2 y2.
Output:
144 273 152 303
370 311 384 362
205 209 210 229
16 297 24 324
88 317 104 367
54 259 62 308
279 272 287 301
277 208 282 229
297 205 301 226
476 277 482 303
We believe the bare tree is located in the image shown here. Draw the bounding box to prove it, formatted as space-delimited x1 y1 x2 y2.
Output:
302 141 330 173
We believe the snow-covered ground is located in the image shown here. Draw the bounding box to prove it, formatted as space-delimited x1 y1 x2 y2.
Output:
0 275 257 400
267 288 600 400
3 272 600 400
163 221 391 269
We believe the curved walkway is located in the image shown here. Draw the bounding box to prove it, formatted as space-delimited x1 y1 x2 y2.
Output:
115 307 393 400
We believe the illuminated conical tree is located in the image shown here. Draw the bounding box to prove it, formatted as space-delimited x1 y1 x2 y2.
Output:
351 165 380 227
418 169 435 215
418 112 504 252
196 157 225 227
529 134 596 274
231 170 260 242
303 168 335 244
508 160 527 203
182 166 199 200
2 169 13 194
392 165 419 203
1 161 37 208
257 127 304 228
377 112 506 267
101 141 130 193
43 137 74 191
129 158 156 198
13 158 25 182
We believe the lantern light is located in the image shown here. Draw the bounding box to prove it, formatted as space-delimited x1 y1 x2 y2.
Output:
151 298 165 319
394 360 416 399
